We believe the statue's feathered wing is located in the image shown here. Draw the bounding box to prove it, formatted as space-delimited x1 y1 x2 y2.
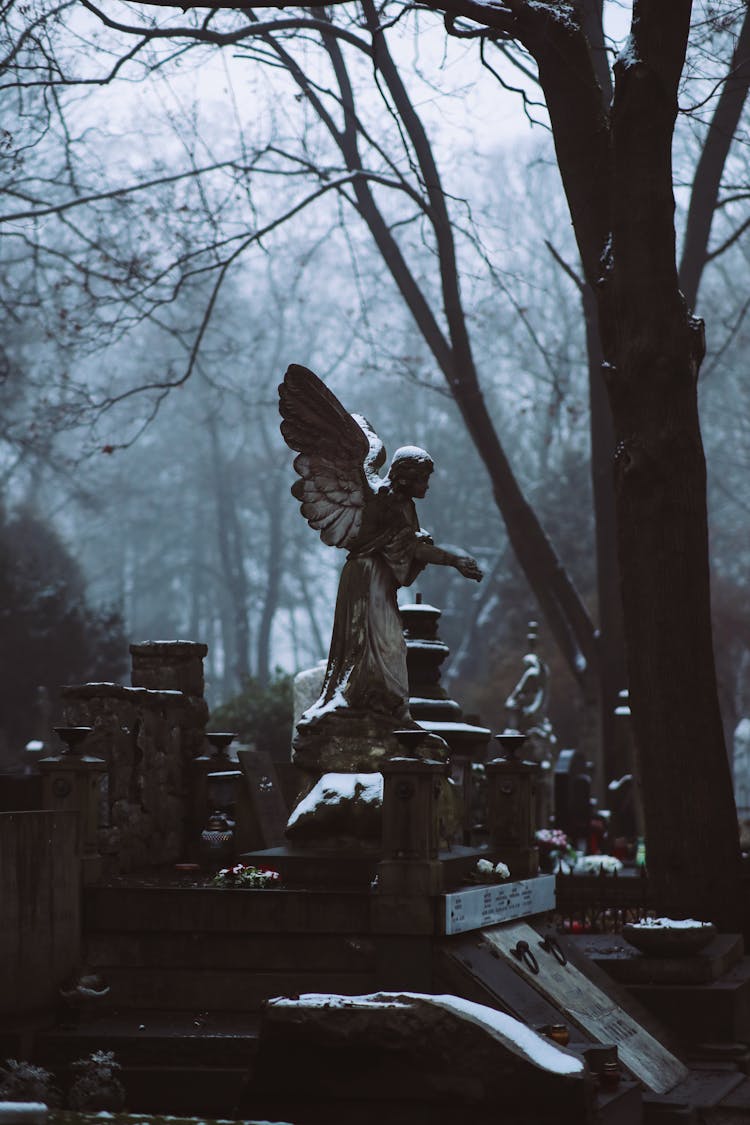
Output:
279 364 385 549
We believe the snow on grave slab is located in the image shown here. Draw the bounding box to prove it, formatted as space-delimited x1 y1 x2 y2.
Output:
252 989 595 1121
269 992 582 1075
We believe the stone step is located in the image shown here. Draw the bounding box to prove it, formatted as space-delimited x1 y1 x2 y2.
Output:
239 844 487 889
85 886 372 935
86 930 376 973
709 1075 750 1123
627 958 750 1044
96 966 378 1010
34 1009 260 1067
116 1065 249 1117
34 1011 259 1116
642 1068 746 1124
584 933 744 986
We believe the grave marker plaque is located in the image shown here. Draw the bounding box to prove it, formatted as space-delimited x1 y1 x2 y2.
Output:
443 875 555 935
235 748 289 850
483 920 688 1094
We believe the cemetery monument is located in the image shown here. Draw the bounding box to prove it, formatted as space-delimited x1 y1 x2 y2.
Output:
278 362 482 781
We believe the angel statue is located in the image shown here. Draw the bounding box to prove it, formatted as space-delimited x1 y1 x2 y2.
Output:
279 364 483 778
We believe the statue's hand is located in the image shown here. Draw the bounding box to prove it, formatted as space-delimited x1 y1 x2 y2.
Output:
455 555 483 582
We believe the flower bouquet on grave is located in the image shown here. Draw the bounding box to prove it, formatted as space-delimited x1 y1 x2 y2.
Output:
212 863 281 888
469 858 511 884
572 853 623 876
535 828 578 873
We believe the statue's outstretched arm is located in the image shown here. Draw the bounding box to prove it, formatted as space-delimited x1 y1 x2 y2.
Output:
414 538 483 582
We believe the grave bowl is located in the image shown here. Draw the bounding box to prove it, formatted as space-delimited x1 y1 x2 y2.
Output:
621 919 716 957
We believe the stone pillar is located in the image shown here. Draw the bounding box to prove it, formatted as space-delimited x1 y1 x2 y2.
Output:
62 679 209 873
400 597 491 846
486 734 539 879
130 640 208 697
39 732 106 885
377 757 448 895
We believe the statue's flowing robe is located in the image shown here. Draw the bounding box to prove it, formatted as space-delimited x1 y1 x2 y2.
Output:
298 487 425 729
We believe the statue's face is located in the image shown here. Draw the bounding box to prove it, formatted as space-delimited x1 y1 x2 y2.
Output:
396 463 433 498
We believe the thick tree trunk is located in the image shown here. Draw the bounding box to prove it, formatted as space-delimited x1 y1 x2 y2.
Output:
584 282 627 779
522 0 742 926
604 1 741 928
612 349 740 927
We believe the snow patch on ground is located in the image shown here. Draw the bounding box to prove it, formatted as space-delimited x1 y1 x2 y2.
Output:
629 918 713 930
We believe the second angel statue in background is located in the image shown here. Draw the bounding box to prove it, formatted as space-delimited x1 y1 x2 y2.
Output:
279 363 483 778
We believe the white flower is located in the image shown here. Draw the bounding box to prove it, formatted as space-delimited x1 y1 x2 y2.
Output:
574 854 623 875
476 858 494 875
494 862 510 879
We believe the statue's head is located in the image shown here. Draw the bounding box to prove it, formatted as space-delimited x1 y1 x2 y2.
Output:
388 446 434 498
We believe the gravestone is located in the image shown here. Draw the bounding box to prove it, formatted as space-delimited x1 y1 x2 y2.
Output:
554 748 591 847
607 774 637 841
235 748 288 852
458 920 688 1095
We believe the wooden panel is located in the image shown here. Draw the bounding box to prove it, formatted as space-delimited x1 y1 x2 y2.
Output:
482 921 688 1094
0 812 21 1012
0 811 80 1015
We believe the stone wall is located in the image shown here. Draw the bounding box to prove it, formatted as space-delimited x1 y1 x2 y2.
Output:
61 641 208 873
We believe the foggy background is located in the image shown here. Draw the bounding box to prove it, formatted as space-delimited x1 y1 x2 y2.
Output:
0 0 748 764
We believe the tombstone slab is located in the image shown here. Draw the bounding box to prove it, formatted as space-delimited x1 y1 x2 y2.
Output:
235 748 289 851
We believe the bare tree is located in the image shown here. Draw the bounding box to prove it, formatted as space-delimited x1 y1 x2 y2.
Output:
3 0 748 923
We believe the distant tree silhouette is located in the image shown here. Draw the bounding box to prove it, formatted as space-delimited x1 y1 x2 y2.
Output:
0 504 126 760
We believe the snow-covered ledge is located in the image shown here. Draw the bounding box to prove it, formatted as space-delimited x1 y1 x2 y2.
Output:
250 990 594 1122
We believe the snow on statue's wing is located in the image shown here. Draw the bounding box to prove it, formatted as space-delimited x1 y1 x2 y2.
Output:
279 364 379 549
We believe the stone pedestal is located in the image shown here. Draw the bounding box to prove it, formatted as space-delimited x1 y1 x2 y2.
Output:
130 640 208 696
486 740 539 880
400 597 490 844
378 756 448 895
62 683 208 871
39 749 106 884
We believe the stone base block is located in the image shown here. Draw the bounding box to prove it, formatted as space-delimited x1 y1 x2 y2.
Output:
377 859 444 896
628 956 750 1044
